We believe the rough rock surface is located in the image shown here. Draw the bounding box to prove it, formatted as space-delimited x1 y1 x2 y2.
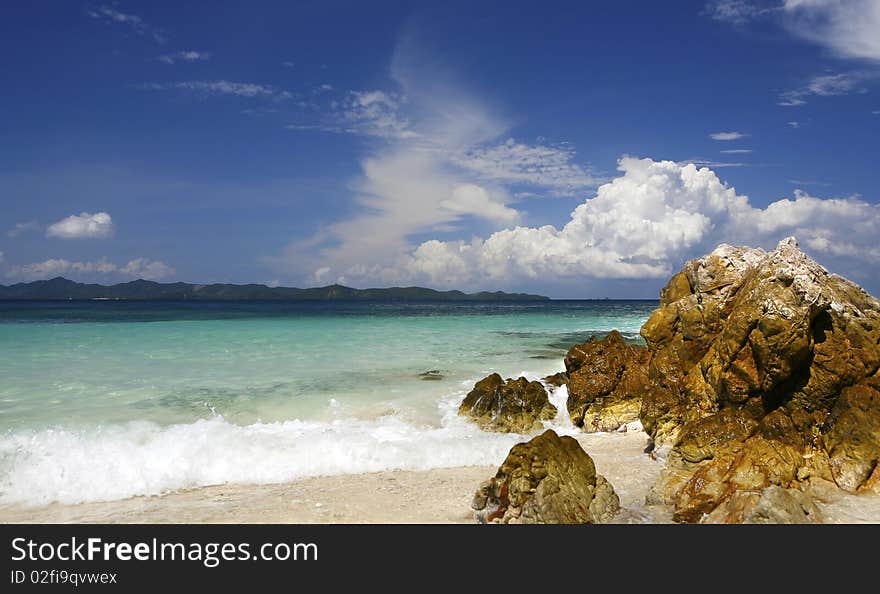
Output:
542 371 569 388
472 429 619 523
564 330 650 432
458 373 557 433
638 238 880 522
701 485 823 524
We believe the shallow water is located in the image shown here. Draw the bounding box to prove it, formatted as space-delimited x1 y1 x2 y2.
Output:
0 300 655 505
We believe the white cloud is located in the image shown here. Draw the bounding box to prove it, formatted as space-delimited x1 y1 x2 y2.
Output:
680 158 747 168
338 90 417 139
6 257 174 282
140 80 292 100
707 1 880 61
87 5 166 44
719 148 753 153
451 138 599 197
709 131 748 140
782 0 880 61
6 220 40 237
46 212 114 240
779 72 873 106
788 120 801 128
706 1 778 25
158 51 211 65
361 157 880 289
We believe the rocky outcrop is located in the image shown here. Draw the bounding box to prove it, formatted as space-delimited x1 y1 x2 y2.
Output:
564 330 650 432
458 373 557 433
701 485 823 524
472 429 619 523
638 238 880 522
542 371 569 388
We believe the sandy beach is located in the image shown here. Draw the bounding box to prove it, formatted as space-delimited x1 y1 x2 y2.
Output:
3 425 880 524
0 429 673 524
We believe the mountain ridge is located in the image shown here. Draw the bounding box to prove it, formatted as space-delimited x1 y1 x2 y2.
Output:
0 277 549 302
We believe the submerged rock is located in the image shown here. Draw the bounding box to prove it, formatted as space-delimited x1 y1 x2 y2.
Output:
418 370 444 381
564 330 651 432
458 373 557 433
472 429 619 524
637 237 880 521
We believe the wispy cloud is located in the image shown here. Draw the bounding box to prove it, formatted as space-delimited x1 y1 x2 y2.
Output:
276 32 601 286
782 0 880 62
707 1 880 62
158 51 211 65
680 158 746 168
779 71 873 106
450 139 600 196
709 131 748 140
705 0 778 25
6 220 40 238
788 120 801 128
139 80 293 100
719 148 752 154
87 4 166 44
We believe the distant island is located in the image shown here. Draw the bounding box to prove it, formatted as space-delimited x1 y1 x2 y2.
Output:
0 277 549 302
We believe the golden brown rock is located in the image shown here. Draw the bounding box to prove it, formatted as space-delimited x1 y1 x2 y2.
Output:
564 330 650 432
701 485 823 524
639 237 880 521
458 373 557 433
471 429 619 524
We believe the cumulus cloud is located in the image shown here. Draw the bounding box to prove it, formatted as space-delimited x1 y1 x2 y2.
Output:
158 51 211 65
709 131 748 140
6 220 40 237
46 212 114 239
6 257 174 282
370 157 880 289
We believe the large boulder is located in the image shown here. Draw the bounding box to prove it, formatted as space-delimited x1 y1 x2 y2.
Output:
564 330 650 432
471 429 619 523
639 238 880 521
458 373 557 433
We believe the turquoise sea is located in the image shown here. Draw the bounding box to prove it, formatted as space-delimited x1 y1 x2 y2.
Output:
0 300 656 505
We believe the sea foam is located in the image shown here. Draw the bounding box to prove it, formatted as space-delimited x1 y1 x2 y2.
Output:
0 388 577 506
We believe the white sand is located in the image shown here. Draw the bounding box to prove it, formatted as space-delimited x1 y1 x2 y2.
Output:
3 426 876 524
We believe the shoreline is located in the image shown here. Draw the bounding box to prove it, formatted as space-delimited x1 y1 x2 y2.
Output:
0 430 672 524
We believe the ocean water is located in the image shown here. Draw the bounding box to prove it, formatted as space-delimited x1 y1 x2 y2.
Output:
0 300 656 506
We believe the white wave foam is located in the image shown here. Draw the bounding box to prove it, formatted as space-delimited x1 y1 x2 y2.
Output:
0 396 567 506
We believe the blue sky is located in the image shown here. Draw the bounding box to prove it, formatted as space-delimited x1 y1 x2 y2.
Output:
1 0 878 297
